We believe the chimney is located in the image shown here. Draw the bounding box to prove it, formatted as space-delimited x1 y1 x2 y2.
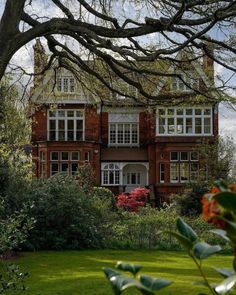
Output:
33 39 48 87
202 42 214 82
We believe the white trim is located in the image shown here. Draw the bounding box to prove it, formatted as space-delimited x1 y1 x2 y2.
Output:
156 106 213 136
108 122 139 146
47 109 84 141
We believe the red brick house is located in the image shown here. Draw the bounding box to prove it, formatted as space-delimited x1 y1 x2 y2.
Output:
31 40 218 204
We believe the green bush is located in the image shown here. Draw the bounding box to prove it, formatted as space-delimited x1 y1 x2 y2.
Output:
109 205 229 251
23 175 119 250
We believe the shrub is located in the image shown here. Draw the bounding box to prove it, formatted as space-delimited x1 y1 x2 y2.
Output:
116 187 150 212
24 174 104 250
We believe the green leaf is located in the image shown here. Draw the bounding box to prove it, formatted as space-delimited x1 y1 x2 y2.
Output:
116 262 142 276
214 192 236 213
166 231 193 250
103 268 154 295
214 180 229 192
103 268 122 279
192 242 221 260
210 229 230 242
140 275 172 291
215 274 236 294
214 268 235 278
176 218 198 243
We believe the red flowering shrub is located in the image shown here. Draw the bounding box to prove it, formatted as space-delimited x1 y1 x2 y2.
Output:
116 187 150 212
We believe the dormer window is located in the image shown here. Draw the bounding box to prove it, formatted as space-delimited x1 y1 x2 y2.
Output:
171 71 199 92
57 77 75 93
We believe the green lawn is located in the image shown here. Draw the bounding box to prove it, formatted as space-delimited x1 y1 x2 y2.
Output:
11 250 233 295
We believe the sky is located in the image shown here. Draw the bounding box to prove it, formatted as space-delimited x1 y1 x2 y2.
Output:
1 0 236 144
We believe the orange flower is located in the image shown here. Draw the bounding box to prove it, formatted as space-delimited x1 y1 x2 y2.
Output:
209 187 220 194
202 194 225 229
229 184 236 192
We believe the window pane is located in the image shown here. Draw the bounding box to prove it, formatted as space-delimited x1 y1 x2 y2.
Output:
160 163 165 183
64 78 69 92
76 111 83 117
51 152 59 161
186 118 193 134
58 120 65 130
49 131 56 140
180 163 189 182
76 120 83 130
58 110 65 117
71 163 79 175
71 152 80 161
132 124 138 143
204 108 211 115
68 120 74 130
76 131 83 140
204 117 211 134
159 109 165 116
61 163 69 172
186 109 192 116
57 78 62 92
170 152 178 161
159 117 165 134
177 118 183 134
51 163 59 175
49 120 56 129
110 124 116 144
61 152 69 161
103 171 108 184
58 131 65 141
170 163 179 182
124 124 130 143
195 109 202 116
70 78 75 92
180 152 188 161
117 124 124 143
49 110 56 117
85 152 90 161
168 118 175 134
177 109 183 115
67 111 74 117
109 171 114 184
67 131 74 141
195 118 202 134
168 108 174 115
115 171 120 184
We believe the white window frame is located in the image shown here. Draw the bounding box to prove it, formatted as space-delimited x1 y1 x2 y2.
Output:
101 163 121 186
56 76 76 93
108 123 139 146
50 151 80 176
156 107 213 136
170 151 199 184
48 109 84 141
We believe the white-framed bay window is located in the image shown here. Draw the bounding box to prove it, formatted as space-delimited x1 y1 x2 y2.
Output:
156 107 212 136
108 113 139 146
50 151 80 176
170 151 199 183
101 163 121 185
48 109 84 141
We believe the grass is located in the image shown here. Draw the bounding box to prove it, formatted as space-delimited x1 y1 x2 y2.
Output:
9 250 233 295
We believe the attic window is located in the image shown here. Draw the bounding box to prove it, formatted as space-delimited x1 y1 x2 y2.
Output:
56 77 75 93
171 71 199 92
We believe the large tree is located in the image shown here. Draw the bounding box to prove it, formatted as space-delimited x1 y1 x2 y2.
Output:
1 0 236 103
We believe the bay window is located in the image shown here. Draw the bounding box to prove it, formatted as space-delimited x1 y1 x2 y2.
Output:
48 109 84 141
157 107 212 135
50 151 80 176
170 151 199 183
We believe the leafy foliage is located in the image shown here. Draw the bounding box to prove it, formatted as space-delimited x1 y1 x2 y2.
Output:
116 187 150 212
